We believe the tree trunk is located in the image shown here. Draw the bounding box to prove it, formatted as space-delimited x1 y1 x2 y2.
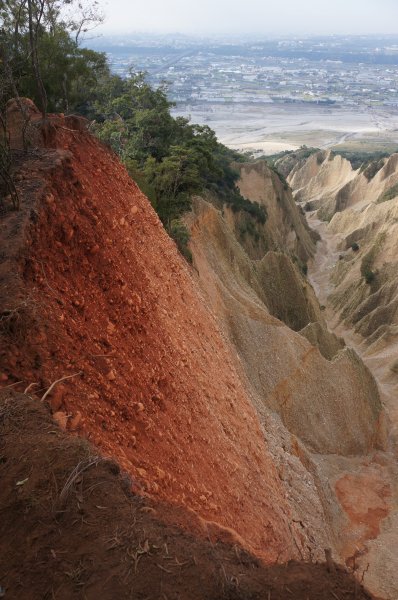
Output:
27 0 47 120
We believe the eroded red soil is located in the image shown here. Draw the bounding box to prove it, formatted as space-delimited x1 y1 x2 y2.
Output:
335 464 392 560
1 117 300 561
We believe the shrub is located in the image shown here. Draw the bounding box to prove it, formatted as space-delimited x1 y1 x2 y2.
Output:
360 233 385 284
227 195 267 224
169 219 192 263
268 164 289 190
361 249 376 284
364 270 375 284
351 242 360 252
361 159 385 181
377 183 398 204
334 150 391 171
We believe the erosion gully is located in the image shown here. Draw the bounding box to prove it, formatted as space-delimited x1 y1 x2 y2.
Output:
307 212 398 600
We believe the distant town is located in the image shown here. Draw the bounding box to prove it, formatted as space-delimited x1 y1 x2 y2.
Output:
90 34 398 108
88 34 398 153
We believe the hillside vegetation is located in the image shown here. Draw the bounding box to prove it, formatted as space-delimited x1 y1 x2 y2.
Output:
0 1 264 257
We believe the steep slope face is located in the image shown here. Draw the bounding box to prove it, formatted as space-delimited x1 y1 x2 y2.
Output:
185 157 398 597
309 201 398 440
186 194 392 576
0 115 305 561
289 149 398 402
305 210 398 600
237 160 318 264
329 199 398 341
187 198 382 457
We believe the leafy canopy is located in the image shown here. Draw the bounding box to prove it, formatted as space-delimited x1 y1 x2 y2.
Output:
1 3 266 257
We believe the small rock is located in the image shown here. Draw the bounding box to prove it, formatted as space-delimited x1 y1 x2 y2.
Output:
53 411 68 430
64 226 74 241
131 205 138 215
49 385 65 412
69 411 82 431
156 467 166 480
106 369 116 381
140 506 156 514
106 322 116 335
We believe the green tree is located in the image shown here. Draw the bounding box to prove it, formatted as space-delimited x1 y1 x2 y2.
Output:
0 0 106 113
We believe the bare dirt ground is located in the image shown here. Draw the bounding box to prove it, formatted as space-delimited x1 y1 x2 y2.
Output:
0 390 376 600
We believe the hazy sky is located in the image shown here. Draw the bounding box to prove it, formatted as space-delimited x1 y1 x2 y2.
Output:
98 0 398 36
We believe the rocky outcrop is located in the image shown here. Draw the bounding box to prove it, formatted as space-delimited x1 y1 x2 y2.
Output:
289 150 357 219
299 321 345 361
237 160 318 263
284 147 398 386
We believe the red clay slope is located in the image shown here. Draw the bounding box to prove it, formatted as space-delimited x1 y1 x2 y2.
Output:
0 116 302 561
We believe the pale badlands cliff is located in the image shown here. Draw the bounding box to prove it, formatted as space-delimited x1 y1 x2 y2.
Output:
285 149 398 598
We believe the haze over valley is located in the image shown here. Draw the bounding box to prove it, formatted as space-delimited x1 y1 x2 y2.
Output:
91 34 398 154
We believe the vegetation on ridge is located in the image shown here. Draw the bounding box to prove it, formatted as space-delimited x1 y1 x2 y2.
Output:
0 0 266 259
377 182 398 204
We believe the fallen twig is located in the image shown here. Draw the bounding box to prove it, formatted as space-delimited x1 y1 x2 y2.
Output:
156 563 172 574
41 371 82 403
2 380 23 389
24 382 39 394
